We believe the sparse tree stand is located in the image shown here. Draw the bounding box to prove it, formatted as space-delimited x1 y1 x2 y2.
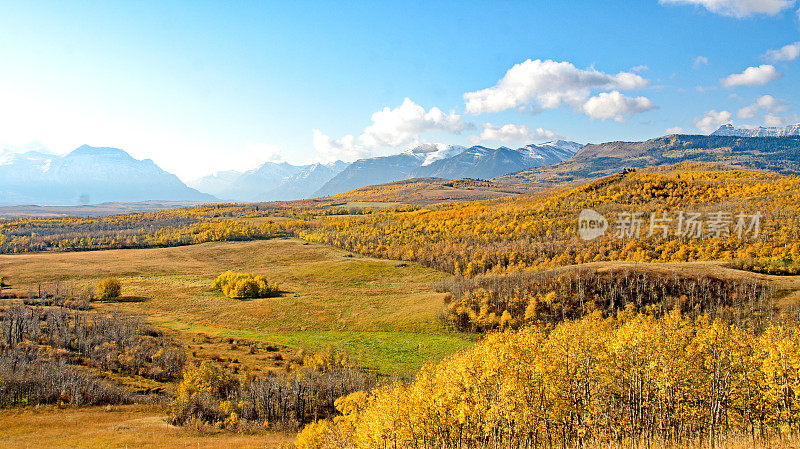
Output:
96 277 122 300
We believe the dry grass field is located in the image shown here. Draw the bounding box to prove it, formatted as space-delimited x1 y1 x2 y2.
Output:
0 237 474 374
0 238 477 447
0 405 293 448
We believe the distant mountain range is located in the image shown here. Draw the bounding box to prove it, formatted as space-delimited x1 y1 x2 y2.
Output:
711 123 800 138
8 133 800 207
315 140 582 197
497 134 800 187
188 161 349 202
0 145 214 206
0 140 580 206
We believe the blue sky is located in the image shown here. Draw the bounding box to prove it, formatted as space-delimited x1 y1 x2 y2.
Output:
1 0 799 180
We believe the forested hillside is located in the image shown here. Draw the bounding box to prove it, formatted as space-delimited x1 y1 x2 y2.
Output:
498 135 800 188
293 164 800 276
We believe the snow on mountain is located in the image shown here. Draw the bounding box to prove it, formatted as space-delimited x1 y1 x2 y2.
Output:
316 141 582 197
190 160 348 202
520 140 582 165
711 123 800 138
405 143 468 166
0 145 214 206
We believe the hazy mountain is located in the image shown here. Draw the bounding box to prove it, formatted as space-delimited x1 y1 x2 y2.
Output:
315 153 425 197
316 141 581 197
497 134 800 188
0 145 214 206
266 161 349 200
189 170 243 198
711 123 800 138
189 161 348 202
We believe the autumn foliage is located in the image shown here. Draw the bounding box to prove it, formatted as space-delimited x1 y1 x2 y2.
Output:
292 167 800 276
297 309 800 448
96 277 122 300
437 267 773 332
212 271 278 299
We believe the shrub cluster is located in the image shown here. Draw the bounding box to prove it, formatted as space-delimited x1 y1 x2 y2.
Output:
0 346 132 407
213 271 278 299
96 277 122 300
169 361 376 431
1 304 185 382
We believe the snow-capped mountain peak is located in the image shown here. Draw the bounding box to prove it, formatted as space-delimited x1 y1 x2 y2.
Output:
405 143 468 166
711 123 800 138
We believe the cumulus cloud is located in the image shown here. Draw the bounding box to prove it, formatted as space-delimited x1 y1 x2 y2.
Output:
660 0 796 18
763 42 800 62
693 56 710 68
581 91 657 122
721 65 781 87
737 94 789 118
469 123 559 144
463 59 649 114
763 113 797 126
312 98 470 161
694 110 733 133
666 126 686 134
359 98 468 148
312 130 369 162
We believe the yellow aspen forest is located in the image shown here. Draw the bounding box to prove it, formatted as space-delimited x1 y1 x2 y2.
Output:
290 166 800 276
297 309 800 448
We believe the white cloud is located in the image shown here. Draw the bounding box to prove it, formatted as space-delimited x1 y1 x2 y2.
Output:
312 130 369 163
721 64 781 87
694 109 733 133
359 98 468 148
469 123 559 144
312 98 469 161
737 94 789 118
763 42 800 62
693 56 710 68
762 112 800 126
581 91 657 122
463 59 649 114
764 114 789 126
632 65 650 72
660 0 796 18
666 126 686 134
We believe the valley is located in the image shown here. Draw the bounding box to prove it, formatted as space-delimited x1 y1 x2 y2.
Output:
3 160 800 447
8 3 800 447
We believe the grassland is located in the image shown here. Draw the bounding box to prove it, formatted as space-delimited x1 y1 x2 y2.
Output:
0 405 292 449
0 237 473 374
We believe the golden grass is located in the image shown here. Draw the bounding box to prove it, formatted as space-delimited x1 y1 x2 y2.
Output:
0 238 472 374
0 405 292 449
0 238 445 331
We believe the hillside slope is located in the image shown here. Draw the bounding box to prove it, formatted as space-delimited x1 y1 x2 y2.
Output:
497 134 800 187
316 141 580 196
